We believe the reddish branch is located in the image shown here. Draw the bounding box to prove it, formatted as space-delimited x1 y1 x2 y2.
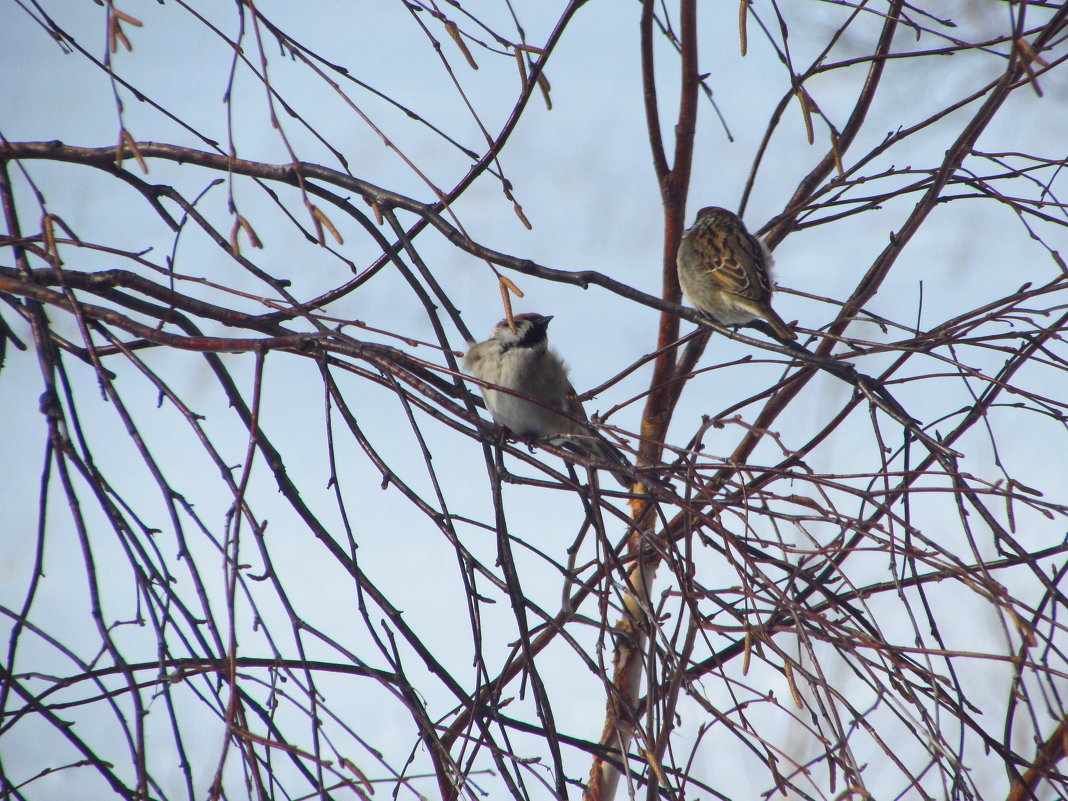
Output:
4 4 1068 800
584 2 700 800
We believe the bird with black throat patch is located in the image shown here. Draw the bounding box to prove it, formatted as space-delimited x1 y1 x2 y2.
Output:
463 313 631 486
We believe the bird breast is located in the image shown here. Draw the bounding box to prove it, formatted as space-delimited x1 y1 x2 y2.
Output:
469 344 575 437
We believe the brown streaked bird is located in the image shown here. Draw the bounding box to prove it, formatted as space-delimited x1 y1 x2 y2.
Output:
463 313 631 486
676 206 797 341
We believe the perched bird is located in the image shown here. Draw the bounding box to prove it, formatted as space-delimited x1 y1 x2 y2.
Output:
463 313 631 486
677 206 797 341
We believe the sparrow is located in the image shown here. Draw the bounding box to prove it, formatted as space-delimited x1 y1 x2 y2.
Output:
676 206 797 341
463 313 632 486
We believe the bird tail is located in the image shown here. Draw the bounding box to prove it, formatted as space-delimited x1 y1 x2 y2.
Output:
590 438 633 488
765 307 797 341
559 435 633 487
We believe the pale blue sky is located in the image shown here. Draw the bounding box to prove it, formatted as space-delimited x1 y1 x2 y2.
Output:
2 2 1067 799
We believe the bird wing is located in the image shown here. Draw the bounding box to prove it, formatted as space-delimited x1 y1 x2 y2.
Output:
557 379 589 423
709 229 772 303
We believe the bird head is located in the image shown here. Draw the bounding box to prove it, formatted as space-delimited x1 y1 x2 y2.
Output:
493 313 554 349
695 206 738 224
